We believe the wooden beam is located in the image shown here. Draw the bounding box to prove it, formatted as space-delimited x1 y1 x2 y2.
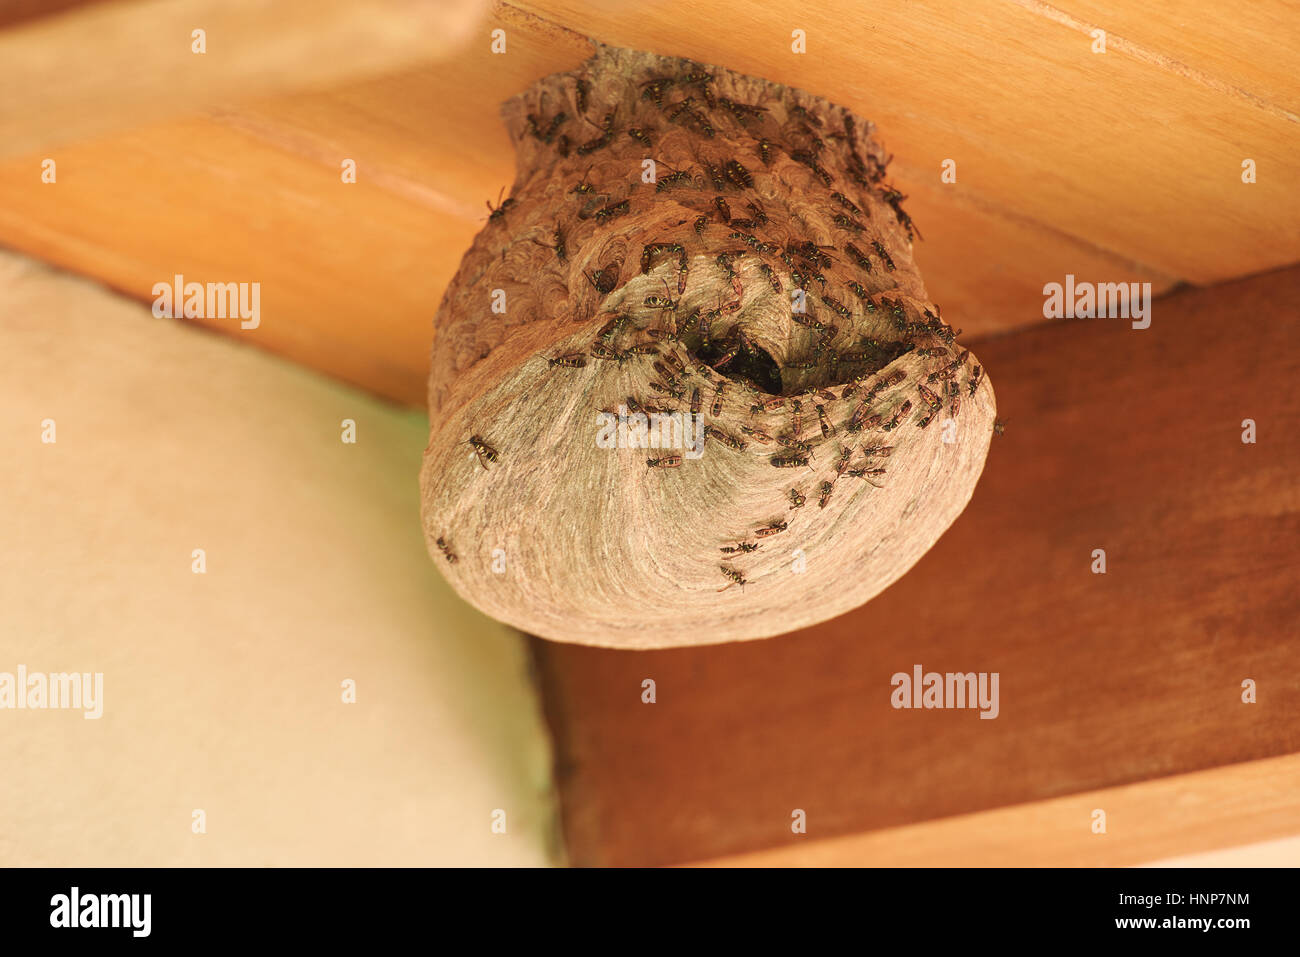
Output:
0 0 490 160
0 1 1293 404
693 754 1300 866
513 0 1300 282
532 265 1300 866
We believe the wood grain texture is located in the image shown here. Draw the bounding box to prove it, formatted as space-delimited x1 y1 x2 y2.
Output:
0 0 489 160
531 265 1300 866
694 753 1300 867
515 0 1300 282
0 1 1294 404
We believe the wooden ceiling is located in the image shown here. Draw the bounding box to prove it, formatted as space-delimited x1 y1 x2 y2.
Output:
1 0 1296 405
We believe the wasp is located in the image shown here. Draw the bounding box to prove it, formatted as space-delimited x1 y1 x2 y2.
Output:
468 435 498 469
666 95 697 122
725 160 753 189
880 185 921 240
845 243 873 273
740 425 773 444
574 78 590 113
814 404 835 438
585 263 620 294
993 418 1006 437
625 396 645 414
830 191 864 216
486 187 515 224
692 358 717 380
644 292 677 310
882 400 913 431
788 488 806 509
968 365 982 397
641 241 686 273
656 168 694 192
791 313 830 333
811 481 831 509
790 103 822 126
594 199 629 224
917 383 942 412
597 313 629 342
755 520 788 537
627 127 652 147
834 446 854 477
862 444 893 458
705 425 747 451
647 455 682 469
546 225 568 264
547 354 587 368
791 149 832 185
718 97 767 124
639 75 674 106
653 360 677 384
949 394 961 418
624 343 658 356
915 347 948 358
712 340 740 369
871 239 896 271
927 354 967 383
818 294 851 321
833 212 866 234
694 214 709 235
571 172 596 197
719 566 747 589
720 541 759 554
711 382 727 416
790 399 804 439
576 132 612 155
576 114 614 155
847 467 886 481
590 343 624 362
674 258 689 295
435 536 458 564
791 240 834 270
757 138 775 165
542 112 567 142
713 196 732 222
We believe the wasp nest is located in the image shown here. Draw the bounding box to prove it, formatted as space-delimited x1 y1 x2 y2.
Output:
420 43 996 648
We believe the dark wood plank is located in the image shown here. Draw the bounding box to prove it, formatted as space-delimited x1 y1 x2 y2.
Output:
532 266 1300 866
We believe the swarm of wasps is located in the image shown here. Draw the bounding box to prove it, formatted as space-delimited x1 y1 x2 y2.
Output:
457 58 982 592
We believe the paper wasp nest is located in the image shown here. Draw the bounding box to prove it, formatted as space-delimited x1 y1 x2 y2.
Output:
420 43 996 648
